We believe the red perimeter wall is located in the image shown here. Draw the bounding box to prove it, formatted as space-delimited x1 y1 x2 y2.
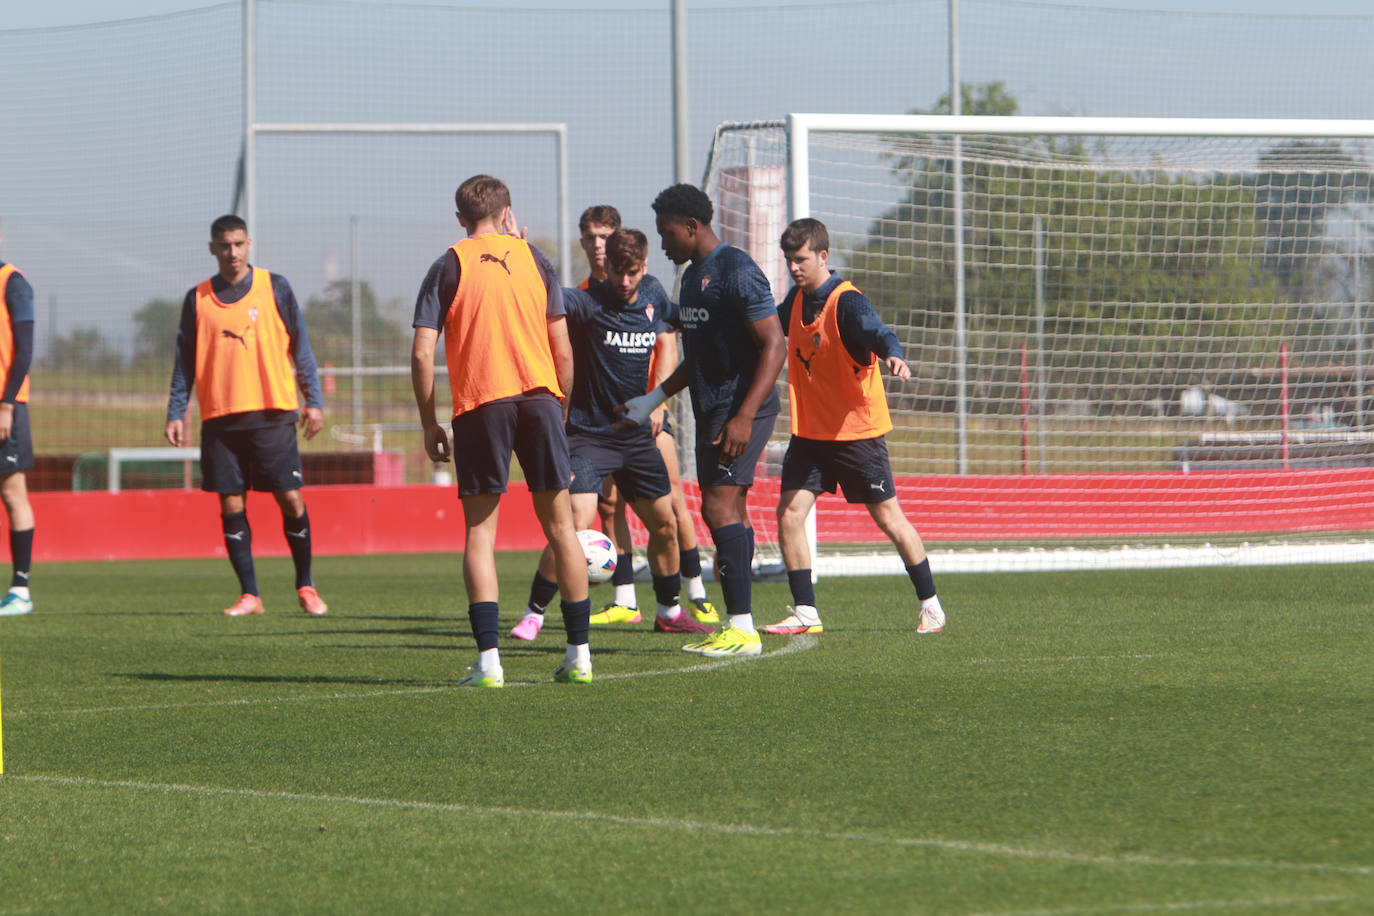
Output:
21 467 1374 563
24 484 535 562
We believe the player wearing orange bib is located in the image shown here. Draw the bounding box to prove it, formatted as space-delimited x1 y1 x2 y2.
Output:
761 218 946 637
411 175 591 687
0 236 37 617
165 215 328 618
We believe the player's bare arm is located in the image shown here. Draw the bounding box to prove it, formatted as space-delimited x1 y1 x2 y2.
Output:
714 312 786 461
548 315 574 420
164 417 185 447
0 402 13 441
648 330 678 436
410 326 450 462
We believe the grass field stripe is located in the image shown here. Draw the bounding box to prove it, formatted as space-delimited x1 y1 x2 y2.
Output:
7 635 818 717
974 895 1359 914
11 773 1374 878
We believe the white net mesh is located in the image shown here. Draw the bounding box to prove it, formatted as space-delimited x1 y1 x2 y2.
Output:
704 118 1374 572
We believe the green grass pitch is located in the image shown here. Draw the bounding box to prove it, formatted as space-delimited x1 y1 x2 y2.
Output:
1 553 1371 913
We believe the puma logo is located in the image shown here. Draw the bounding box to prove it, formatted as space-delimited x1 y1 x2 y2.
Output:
795 346 816 377
480 251 512 275
222 327 249 349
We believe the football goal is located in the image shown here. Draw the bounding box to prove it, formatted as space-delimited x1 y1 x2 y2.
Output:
697 114 1374 573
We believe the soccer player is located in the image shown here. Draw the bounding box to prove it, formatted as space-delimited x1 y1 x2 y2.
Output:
510 228 713 639
0 235 37 617
411 174 592 687
571 205 719 627
760 218 945 636
576 204 620 290
620 183 786 658
166 215 328 618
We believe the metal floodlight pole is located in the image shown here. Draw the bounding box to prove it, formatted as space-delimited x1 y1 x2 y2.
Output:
242 0 256 236
673 0 690 184
350 214 362 428
949 0 968 475
1357 218 1366 428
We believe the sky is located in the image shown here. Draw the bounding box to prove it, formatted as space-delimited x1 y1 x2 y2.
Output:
7 0 1374 353
6 0 1374 30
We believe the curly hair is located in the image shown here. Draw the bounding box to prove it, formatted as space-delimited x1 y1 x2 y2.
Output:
651 183 713 225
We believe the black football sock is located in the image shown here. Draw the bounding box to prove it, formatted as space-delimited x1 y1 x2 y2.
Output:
907 559 937 601
652 572 682 610
710 523 752 614
9 526 33 590
787 569 817 608
221 511 258 595
560 597 592 646
611 552 635 586
468 601 500 652
283 510 314 589
527 572 558 612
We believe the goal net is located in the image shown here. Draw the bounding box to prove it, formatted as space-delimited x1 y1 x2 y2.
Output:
700 114 1374 573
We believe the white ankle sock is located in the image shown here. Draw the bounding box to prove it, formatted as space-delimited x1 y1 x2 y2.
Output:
728 613 756 634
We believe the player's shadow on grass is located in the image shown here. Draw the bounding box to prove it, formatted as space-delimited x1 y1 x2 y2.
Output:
113 672 435 687
215 624 465 639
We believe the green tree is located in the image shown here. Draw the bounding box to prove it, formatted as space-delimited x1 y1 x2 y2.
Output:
48 327 124 372
302 279 408 367
130 298 182 368
1249 140 1374 303
847 83 1286 416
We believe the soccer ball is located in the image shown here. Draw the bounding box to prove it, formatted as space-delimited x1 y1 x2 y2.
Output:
577 529 617 584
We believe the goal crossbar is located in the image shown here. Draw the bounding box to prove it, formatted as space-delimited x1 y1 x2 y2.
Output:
786 114 1374 222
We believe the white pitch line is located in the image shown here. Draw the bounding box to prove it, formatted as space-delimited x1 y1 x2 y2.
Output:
8 773 1374 879
5 635 818 718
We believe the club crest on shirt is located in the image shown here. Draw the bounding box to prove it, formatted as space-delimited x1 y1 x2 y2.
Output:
644 303 655 323
700 274 711 291
248 308 259 322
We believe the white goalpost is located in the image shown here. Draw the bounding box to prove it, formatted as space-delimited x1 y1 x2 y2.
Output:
702 114 1374 574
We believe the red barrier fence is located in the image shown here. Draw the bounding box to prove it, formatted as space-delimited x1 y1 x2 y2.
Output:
20 468 1374 563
